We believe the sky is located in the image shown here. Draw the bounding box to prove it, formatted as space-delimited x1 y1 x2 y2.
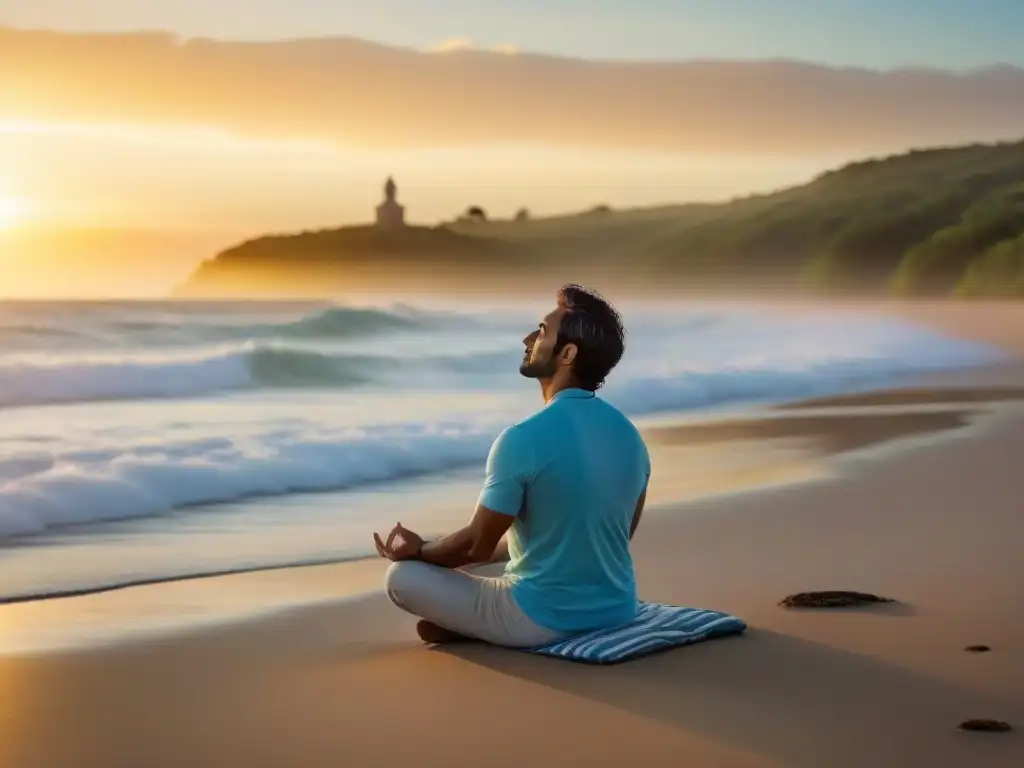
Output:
1 1 1022 297
3 0 1023 68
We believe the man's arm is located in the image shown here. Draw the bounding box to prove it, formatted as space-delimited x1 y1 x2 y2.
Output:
629 484 648 541
630 447 651 541
487 535 511 563
418 425 531 568
417 505 514 568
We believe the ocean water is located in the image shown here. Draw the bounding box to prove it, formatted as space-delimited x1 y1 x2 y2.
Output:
0 299 1005 602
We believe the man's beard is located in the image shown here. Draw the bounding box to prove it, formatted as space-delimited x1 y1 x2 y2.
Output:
519 351 558 379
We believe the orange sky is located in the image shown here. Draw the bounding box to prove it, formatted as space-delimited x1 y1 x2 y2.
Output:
1 120 847 232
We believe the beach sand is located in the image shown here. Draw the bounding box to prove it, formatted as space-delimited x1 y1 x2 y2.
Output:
3 301 1024 768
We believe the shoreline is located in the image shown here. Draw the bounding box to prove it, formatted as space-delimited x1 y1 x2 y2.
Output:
2 377 1022 657
0 554 367 608
4 381 1022 612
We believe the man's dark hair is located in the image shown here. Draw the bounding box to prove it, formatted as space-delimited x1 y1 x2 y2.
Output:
553 284 626 391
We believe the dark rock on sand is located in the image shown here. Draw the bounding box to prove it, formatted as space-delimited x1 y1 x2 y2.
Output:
964 644 992 652
959 719 1012 732
779 591 896 608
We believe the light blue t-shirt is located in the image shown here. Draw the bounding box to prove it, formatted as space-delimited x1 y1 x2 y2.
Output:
477 388 651 634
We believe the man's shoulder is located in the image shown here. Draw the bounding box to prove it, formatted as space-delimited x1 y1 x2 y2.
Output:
518 395 645 443
593 395 645 434
499 396 648 475
592 398 650 464
503 408 549 443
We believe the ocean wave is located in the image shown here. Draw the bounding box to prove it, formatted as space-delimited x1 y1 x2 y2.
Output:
0 418 506 539
0 346 367 407
0 323 90 342
108 305 425 342
274 305 420 338
0 324 1007 540
0 304 1008 412
0 343 522 408
0 307 1010 541
0 304 441 350
603 317 1007 414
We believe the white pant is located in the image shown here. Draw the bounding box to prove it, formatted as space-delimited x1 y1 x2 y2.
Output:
384 560 566 648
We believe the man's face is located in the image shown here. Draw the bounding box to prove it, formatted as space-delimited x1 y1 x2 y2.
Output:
519 307 566 380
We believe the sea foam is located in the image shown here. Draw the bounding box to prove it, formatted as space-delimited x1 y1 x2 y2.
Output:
0 418 506 539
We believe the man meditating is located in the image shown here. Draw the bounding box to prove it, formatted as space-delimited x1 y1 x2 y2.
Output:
373 284 650 647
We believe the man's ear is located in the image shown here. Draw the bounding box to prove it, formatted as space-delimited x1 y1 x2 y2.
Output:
559 342 578 367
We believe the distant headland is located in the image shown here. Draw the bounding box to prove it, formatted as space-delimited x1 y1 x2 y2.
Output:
174 138 1024 300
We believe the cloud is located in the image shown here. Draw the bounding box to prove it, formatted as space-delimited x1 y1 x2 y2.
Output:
427 37 519 55
0 28 1021 156
427 37 476 53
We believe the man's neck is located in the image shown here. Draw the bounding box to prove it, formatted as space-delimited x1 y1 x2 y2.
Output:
539 377 582 404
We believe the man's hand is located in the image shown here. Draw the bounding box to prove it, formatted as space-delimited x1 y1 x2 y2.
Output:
373 522 425 561
372 505 514 569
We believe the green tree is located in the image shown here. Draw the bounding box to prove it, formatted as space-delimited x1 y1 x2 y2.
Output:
889 187 1024 296
955 234 1024 298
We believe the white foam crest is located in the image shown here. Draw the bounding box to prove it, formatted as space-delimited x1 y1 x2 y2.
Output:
0 347 255 408
605 312 1006 414
0 342 515 408
0 418 505 540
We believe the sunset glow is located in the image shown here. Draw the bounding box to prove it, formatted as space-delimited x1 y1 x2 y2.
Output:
0 14 1020 299
0 194 29 230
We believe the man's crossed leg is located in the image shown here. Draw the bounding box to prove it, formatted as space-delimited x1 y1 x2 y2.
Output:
384 560 564 648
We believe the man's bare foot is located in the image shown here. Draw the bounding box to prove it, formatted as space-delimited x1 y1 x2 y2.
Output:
416 620 471 644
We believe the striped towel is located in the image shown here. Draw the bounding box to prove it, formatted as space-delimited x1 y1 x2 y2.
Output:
527 602 747 664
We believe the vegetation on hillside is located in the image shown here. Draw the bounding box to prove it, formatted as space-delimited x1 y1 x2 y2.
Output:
178 138 1024 299
955 233 1024 298
645 139 1024 295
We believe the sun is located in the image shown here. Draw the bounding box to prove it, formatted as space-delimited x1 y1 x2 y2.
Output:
0 195 29 230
